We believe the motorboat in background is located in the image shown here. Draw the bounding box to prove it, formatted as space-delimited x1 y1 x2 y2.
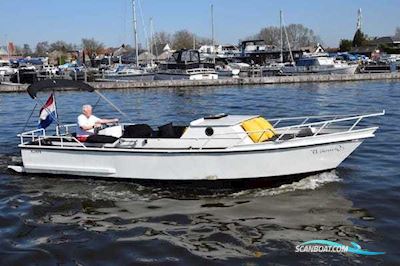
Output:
101 64 154 81
8 80 384 181
0 60 17 81
215 64 240 77
155 49 218 80
10 65 38 84
261 62 286 76
282 56 358 75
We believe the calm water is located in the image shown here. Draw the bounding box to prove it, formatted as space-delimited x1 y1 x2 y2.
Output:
0 81 399 265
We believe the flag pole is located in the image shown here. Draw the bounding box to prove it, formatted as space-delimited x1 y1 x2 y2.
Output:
22 102 38 132
34 95 60 129
52 91 61 133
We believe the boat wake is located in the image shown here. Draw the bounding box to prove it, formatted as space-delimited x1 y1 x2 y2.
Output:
231 171 341 198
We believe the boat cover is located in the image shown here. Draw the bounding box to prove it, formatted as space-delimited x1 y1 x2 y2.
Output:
27 79 95 99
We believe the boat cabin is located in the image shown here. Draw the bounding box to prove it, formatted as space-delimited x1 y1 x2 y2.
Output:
92 114 278 149
296 57 336 67
158 49 215 71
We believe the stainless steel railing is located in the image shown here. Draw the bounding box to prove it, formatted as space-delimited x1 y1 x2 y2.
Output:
18 111 384 150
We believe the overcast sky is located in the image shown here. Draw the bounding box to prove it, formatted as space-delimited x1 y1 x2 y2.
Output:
0 0 399 48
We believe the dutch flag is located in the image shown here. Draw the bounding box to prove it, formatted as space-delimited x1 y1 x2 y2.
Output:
38 93 57 129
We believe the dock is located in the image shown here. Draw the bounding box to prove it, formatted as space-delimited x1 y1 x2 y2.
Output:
1 72 400 93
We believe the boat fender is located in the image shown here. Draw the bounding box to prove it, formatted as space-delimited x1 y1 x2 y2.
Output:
241 117 276 143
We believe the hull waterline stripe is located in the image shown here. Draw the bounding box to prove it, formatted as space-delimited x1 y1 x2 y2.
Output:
19 139 365 155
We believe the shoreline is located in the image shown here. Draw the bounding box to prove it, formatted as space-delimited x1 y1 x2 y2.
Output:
1 72 399 93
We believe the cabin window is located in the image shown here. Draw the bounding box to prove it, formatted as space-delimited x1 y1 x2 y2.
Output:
205 127 214 136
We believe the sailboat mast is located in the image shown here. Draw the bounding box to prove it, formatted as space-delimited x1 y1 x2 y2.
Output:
132 0 139 67
211 4 215 64
280 10 283 63
150 17 154 66
281 11 294 63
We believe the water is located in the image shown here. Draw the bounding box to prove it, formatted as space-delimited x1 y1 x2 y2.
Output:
0 81 399 264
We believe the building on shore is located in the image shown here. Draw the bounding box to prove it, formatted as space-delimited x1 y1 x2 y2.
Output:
0 47 8 60
152 43 173 63
348 36 400 59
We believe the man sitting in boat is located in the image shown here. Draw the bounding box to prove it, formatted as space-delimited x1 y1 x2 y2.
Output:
76 104 118 143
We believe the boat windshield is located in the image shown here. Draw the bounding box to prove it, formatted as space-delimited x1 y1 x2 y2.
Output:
296 58 318 67
0 61 10 67
172 50 200 63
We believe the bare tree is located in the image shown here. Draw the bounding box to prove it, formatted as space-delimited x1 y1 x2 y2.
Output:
35 41 50 56
81 38 104 58
251 24 320 49
153 31 172 45
49 41 75 52
285 24 320 48
253 26 281 46
172 30 194 50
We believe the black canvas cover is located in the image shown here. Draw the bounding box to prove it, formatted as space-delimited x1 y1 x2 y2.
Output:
158 123 176 138
27 79 95 99
86 135 118 143
122 124 153 138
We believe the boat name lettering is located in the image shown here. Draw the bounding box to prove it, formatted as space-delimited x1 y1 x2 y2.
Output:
311 145 344 155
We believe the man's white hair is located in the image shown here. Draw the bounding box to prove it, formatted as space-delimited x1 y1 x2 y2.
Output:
82 104 92 112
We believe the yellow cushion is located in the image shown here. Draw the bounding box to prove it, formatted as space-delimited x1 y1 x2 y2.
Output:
242 117 276 143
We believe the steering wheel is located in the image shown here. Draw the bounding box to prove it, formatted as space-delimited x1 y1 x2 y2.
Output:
94 122 119 134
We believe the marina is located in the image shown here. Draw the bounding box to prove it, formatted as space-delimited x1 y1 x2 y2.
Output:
1 5 400 89
1 72 400 93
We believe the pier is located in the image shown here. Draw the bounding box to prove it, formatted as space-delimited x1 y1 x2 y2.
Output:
1 72 400 93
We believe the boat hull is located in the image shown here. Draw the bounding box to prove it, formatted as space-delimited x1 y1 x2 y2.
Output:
155 72 218 80
19 139 362 180
282 64 358 75
101 73 155 81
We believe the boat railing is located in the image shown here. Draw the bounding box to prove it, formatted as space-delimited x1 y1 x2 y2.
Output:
56 123 78 135
19 112 384 150
19 126 87 148
18 128 46 144
209 111 385 147
186 68 216 74
269 112 382 127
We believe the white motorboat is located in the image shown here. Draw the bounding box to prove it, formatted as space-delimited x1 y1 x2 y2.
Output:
9 80 384 181
155 50 218 80
216 65 240 77
282 56 358 75
101 64 155 81
0 60 17 79
261 62 286 76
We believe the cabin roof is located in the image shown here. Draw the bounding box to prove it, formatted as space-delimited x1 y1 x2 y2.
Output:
190 115 258 127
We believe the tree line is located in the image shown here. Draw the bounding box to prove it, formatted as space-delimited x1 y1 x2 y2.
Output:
339 27 400 52
10 23 320 58
12 39 105 58
247 24 321 49
9 24 400 59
